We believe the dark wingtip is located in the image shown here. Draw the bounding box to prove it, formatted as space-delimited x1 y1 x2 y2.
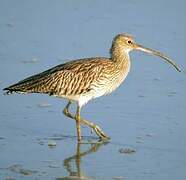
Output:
3 87 13 95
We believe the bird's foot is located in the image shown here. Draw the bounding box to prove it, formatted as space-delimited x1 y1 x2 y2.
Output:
93 125 110 141
63 106 110 141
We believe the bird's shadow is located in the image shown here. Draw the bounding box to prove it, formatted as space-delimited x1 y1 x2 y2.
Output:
56 139 109 180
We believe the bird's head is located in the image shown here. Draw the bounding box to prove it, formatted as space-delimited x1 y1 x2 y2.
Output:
111 33 136 52
111 33 181 72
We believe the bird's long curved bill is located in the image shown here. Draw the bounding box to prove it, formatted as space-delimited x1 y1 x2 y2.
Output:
135 44 181 72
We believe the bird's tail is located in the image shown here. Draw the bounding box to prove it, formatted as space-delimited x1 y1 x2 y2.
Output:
3 72 54 95
3 79 41 95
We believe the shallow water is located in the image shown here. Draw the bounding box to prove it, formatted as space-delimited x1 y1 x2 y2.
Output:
0 0 186 179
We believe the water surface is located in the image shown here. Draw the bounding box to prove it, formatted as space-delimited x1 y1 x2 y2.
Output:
0 0 186 179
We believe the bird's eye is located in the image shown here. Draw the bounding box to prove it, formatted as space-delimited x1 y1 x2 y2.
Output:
127 40 132 44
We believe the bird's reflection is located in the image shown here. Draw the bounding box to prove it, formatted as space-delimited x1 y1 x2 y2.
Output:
57 140 108 180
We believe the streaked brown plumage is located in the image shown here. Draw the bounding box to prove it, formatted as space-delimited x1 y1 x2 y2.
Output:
3 33 181 141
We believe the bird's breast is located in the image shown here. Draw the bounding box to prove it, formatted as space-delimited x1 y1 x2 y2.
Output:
91 60 131 98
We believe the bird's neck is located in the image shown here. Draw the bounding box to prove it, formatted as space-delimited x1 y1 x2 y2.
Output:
110 45 130 68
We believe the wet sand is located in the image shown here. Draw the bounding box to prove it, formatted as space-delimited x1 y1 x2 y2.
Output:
0 1 186 179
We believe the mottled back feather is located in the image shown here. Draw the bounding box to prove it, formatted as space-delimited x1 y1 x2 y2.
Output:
3 57 117 96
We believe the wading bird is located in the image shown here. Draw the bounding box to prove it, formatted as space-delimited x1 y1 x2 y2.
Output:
3 33 181 142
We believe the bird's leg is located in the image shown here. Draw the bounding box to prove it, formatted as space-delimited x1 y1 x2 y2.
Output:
63 101 110 140
63 101 74 119
63 101 81 141
75 106 82 142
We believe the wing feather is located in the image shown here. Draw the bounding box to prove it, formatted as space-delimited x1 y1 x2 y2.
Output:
3 57 113 96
